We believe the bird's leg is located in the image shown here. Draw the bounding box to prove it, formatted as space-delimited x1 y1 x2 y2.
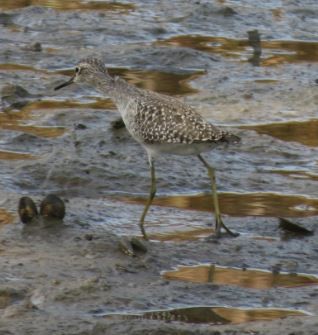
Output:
139 158 157 240
197 154 238 237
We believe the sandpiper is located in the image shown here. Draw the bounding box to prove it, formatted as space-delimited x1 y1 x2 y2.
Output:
55 57 240 239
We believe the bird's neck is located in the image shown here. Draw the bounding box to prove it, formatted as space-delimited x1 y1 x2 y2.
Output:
94 71 139 107
93 70 116 95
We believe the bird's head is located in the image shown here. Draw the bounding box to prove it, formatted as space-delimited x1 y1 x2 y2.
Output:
54 57 108 91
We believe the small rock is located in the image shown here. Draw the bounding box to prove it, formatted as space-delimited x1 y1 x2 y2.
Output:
0 13 13 26
220 6 237 16
40 194 65 220
111 117 126 129
24 42 42 52
279 217 314 236
3 303 29 318
272 263 282 274
1 84 31 104
18 197 38 224
85 234 94 241
30 289 46 309
74 123 87 130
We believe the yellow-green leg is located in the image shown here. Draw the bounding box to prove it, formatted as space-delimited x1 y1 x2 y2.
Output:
198 154 238 237
139 158 156 240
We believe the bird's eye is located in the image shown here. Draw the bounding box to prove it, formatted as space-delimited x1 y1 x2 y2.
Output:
75 67 80 73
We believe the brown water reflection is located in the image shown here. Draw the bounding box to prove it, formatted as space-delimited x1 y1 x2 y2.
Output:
2 98 113 112
0 150 35 160
262 40 318 65
0 100 68 138
242 120 318 147
114 68 203 96
0 208 14 225
149 227 213 242
0 292 11 309
0 64 45 73
163 264 318 289
0 0 134 11
158 35 318 64
0 63 202 97
103 306 308 324
118 192 318 218
272 170 318 182
214 307 307 324
158 35 247 59
58 67 204 96
150 231 279 243
3 124 65 138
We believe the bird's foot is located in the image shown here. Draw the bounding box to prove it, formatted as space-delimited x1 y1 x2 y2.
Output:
216 218 239 238
139 222 149 240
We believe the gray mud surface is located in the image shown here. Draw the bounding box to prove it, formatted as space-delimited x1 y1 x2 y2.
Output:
0 1 318 334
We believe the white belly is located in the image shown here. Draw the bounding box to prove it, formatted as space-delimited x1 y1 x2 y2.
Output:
143 142 217 157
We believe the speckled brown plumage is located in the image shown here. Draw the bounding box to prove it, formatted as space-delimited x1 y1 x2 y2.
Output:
54 56 241 239
59 57 239 152
108 76 240 152
133 93 234 145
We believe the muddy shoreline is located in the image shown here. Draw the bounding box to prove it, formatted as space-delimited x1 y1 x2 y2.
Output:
1 1 318 334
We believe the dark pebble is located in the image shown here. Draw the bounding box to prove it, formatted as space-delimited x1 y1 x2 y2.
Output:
40 194 66 220
111 117 126 129
1 84 31 100
25 42 42 52
18 197 38 224
85 234 94 241
74 123 87 130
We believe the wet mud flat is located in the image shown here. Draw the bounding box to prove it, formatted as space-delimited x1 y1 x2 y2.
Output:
1 0 318 334
1 210 318 335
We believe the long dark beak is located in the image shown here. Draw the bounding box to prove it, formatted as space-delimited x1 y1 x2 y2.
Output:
54 75 75 91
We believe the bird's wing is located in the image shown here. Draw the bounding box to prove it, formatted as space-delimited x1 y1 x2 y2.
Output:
135 94 232 145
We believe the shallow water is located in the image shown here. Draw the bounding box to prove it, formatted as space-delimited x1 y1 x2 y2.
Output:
242 120 318 147
117 191 318 218
101 306 309 324
0 208 14 225
162 264 318 289
0 0 134 11
0 0 317 243
158 35 318 64
0 1 318 333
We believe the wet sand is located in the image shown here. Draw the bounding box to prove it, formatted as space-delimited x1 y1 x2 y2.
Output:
0 0 318 334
